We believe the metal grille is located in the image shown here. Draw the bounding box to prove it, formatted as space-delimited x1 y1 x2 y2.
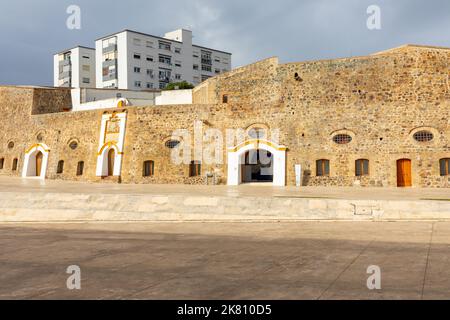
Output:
165 140 180 149
333 134 352 144
413 131 433 142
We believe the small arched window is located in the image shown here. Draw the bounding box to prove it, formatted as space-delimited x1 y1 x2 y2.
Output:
0 158 4 170
57 160 64 174
76 161 84 176
333 134 352 145
69 140 78 150
189 161 201 177
355 159 369 176
316 159 330 176
12 158 18 171
413 131 434 142
440 158 450 176
143 160 155 177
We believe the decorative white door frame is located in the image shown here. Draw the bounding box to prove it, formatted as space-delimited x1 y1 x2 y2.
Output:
95 111 127 177
227 139 287 186
22 143 50 179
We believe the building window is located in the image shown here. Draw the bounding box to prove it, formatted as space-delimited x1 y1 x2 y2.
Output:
316 159 330 176
222 95 228 103
201 65 212 72
147 69 154 78
7 141 14 149
175 62 182 67
333 134 352 145
134 67 141 73
189 161 201 177
175 74 181 80
159 69 171 82
82 65 90 71
57 160 64 174
146 41 154 48
146 83 153 89
12 158 18 171
159 55 171 65
159 82 167 89
134 81 142 88
76 161 84 176
0 158 4 170
355 159 369 176
82 78 90 84
134 53 141 60
440 158 450 176
146 56 154 62
413 130 434 142
201 50 212 65
143 160 155 177
193 64 199 70
175 48 181 54
159 41 171 51
215 69 220 74
165 140 180 149
133 38 141 46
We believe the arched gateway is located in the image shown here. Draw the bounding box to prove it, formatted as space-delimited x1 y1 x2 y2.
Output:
227 139 287 186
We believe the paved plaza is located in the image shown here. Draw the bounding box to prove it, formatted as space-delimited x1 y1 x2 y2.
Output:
1 221 450 300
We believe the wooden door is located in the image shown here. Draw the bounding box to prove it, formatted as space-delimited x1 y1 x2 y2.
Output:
108 149 115 176
36 152 43 176
397 159 412 187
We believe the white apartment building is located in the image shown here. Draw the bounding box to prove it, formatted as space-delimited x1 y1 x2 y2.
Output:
53 46 96 88
95 29 232 90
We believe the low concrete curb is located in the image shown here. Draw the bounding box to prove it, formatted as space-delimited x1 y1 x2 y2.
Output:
0 191 449 222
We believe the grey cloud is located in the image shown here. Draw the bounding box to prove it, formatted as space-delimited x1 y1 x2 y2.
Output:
1 0 449 86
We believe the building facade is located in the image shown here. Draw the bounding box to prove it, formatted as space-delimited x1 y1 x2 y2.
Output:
95 29 232 90
53 46 96 88
4 45 450 188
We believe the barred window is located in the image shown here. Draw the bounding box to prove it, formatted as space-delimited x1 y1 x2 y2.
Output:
316 159 330 176
189 161 201 177
143 160 155 177
355 159 369 176
165 140 180 149
413 131 433 142
333 134 352 145
440 158 450 176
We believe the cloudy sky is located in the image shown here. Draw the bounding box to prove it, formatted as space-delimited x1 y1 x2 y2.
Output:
1 0 449 86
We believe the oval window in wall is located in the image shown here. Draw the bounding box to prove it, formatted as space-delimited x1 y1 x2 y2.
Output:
165 140 180 149
413 131 434 143
332 134 352 145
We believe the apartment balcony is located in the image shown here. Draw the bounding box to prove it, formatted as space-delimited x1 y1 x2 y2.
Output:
58 71 71 80
102 44 117 54
102 59 117 68
201 59 212 65
103 72 117 82
59 59 71 68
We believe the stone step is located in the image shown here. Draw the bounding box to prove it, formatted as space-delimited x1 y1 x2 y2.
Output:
0 191 449 222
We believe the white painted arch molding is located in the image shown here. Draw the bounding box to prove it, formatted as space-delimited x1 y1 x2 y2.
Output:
22 143 51 179
227 139 287 186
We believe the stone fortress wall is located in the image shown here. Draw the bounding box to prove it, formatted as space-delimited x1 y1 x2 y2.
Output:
0 45 449 188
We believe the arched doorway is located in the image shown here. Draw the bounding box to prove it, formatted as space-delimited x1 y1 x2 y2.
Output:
397 159 412 187
241 149 273 183
22 143 50 179
107 148 115 176
35 151 43 176
227 139 287 186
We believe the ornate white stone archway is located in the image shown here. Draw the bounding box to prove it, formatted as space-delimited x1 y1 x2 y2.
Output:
22 143 50 179
95 111 127 177
227 139 287 186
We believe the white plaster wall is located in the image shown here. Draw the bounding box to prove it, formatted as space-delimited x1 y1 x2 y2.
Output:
155 89 192 105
